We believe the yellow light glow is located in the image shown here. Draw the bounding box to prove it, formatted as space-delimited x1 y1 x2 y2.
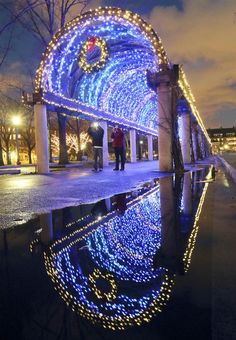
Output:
12 116 21 126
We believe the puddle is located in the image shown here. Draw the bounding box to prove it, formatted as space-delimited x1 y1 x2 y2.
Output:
0 166 214 339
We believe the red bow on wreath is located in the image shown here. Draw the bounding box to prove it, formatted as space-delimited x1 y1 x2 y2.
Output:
87 37 97 52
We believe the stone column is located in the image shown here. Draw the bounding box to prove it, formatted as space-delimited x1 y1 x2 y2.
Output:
201 135 206 159
130 129 137 162
180 113 191 164
99 121 109 167
147 135 153 161
157 73 173 172
192 122 199 161
203 136 210 158
197 128 204 159
34 103 49 174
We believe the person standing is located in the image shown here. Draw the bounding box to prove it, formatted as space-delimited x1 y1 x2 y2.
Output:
111 126 125 171
88 122 104 171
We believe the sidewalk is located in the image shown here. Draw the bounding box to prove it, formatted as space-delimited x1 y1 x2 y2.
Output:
0 161 169 229
0 162 85 175
201 158 236 339
0 159 216 230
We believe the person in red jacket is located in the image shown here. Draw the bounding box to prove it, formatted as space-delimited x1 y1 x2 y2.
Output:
111 126 125 171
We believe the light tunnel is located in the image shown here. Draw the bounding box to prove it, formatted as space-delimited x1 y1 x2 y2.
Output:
36 7 169 135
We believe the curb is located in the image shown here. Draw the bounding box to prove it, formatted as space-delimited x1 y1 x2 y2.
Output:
217 156 236 183
0 170 21 175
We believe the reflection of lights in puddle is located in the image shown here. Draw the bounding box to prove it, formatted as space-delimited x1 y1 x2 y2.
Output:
9 178 36 189
69 172 88 177
44 169 211 330
223 176 229 188
13 218 27 225
89 268 117 301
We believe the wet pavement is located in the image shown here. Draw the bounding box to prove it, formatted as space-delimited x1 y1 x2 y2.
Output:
1 161 236 339
220 152 236 169
0 161 170 229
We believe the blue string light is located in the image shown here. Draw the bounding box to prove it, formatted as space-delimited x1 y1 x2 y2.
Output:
36 9 164 133
44 168 211 330
44 185 174 330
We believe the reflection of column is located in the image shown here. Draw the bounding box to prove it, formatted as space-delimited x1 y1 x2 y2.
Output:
183 172 192 215
153 176 185 274
148 135 153 161
99 121 109 167
159 177 176 257
180 113 191 164
34 104 49 173
105 198 111 211
130 129 137 162
40 212 53 245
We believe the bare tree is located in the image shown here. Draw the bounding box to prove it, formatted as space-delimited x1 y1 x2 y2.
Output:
2 0 88 164
0 95 17 164
0 135 4 165
20 106 35 164
67 117 81 160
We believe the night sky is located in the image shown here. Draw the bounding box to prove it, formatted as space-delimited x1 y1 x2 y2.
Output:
0 0 235 128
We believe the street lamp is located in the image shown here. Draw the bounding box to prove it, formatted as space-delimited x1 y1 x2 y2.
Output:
12 115 21 165
81 143 86 156
139 140 143 160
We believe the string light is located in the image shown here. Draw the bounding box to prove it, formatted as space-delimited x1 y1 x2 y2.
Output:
44 168 210 330
44 184 175 330
183 167 212 272
35 7 209 145
178 66 211 145
35 7 167 134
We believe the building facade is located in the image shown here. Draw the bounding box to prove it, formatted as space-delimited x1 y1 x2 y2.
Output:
207 127 236 153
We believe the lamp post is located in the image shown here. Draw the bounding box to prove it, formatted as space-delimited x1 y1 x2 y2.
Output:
12 116 21 165
81 143 86 157
140 140 143 159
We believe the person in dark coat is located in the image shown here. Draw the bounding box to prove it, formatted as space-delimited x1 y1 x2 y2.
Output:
88 122 104 171
111 126 125 171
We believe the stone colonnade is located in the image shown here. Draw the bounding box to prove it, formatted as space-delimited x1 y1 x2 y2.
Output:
155 66 211 172
34 96 211 174
34 103 155 174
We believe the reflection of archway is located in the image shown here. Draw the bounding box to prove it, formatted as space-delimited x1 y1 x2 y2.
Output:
44 183 174 330
44 167 211 330
33 7 211 173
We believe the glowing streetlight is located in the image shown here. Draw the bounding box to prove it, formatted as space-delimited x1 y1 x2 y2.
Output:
12 116 21 126
139 140 144 159
81 143 86 156
92 122 99 128
11 115 21 165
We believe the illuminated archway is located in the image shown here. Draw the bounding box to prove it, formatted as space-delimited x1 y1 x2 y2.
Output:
34 7 211 174
35 7 169 135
